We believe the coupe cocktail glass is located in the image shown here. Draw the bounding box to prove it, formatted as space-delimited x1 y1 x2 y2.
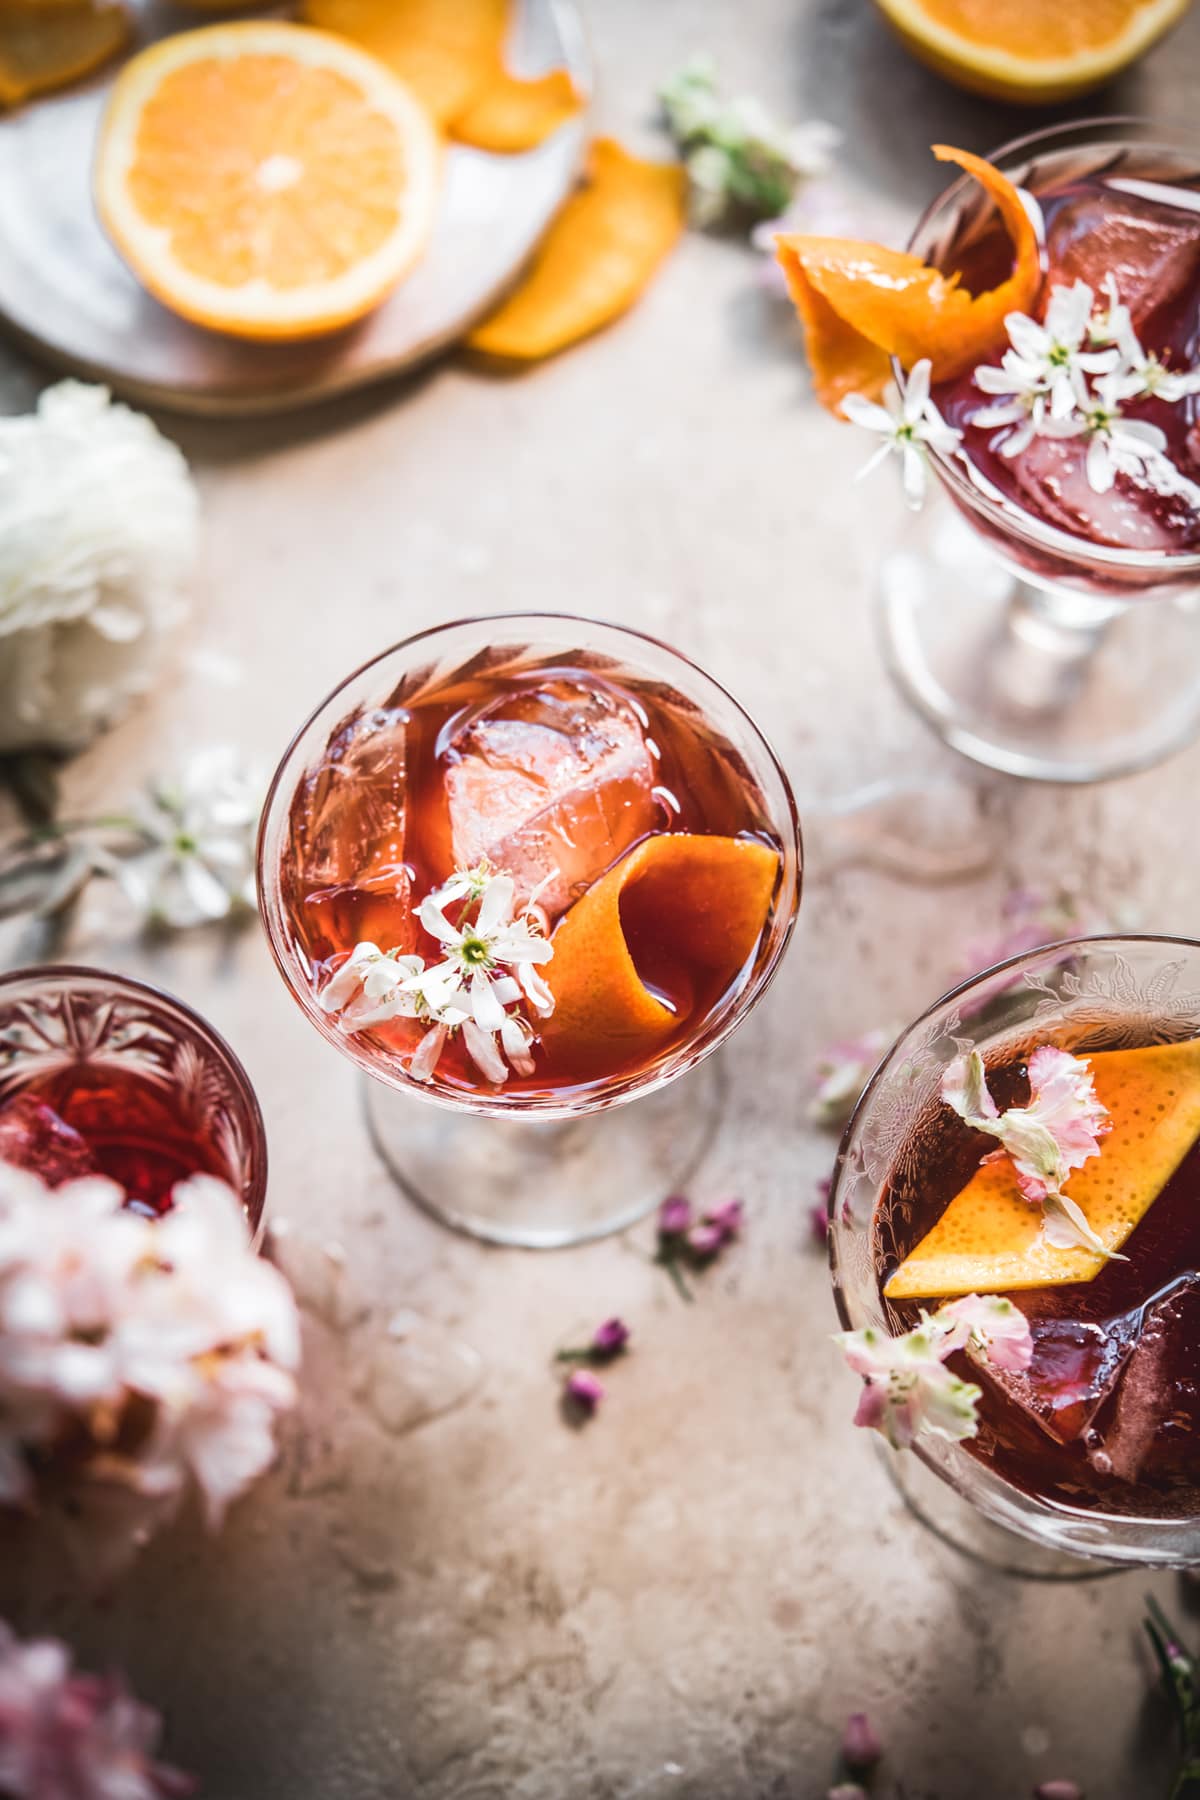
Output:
258 613 801 1247
830 936 1200 1572
878 119 1200 784
0 965 267 1234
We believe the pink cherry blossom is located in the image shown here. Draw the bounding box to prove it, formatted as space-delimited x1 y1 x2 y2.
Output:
564 1368 604 1413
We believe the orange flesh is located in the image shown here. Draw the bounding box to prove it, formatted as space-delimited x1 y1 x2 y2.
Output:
909 0 1169 55
776 144 1042 411
127 55 405 289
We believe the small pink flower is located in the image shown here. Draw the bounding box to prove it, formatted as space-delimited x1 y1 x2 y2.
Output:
591 1318 630 1358
658 1196 692 1236
939 1293 1034 1373
704 1198 743 1239
841 1711 882 1770
0 1621 193 1799
686 1222 725 1259
810 1197 830 1245
564 1368 604 1413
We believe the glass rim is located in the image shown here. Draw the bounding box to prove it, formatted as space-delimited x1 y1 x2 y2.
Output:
828 930 1200 1547
0 962 269 1234
903 114 1200 579
256 609 804 1120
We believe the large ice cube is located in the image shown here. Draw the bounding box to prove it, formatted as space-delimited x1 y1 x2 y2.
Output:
293 706 408 889
984 1306 1143 1446
301 869 416 964
1049 186 1200 330
1085 1278 1200 1485
0 1094 96 1186
439 677 664 918
1003 431 1200 553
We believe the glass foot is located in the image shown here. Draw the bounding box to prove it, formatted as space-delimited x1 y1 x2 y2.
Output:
362 1059 724 1248
877 501 1200 784
879 1445 1125 1582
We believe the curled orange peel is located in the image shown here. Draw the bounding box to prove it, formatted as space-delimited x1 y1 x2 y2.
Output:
453 63 579 153
540 833 780 1077
775 143 1042 413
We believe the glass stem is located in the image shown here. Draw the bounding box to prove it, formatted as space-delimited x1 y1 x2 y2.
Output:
993 578 1126 716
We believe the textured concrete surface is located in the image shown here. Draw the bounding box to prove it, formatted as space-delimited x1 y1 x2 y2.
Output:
3 2 1200 1796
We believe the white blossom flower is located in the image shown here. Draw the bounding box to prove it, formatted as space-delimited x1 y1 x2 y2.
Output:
841 361 963 510
1044 372 1170 495
1101 285 1200 403
111 747 262 928
403 865 555 1084
942 1046 1117 1258
318 942 427 1031
0 1620 192 1799
0 1162 299 1542
0 382 197 754
1000 281 1119 416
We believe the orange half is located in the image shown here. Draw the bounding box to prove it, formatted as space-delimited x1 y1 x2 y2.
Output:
776 144 1041 412
540 834 780 1077
94 21 441 341
885 1039 1200 1299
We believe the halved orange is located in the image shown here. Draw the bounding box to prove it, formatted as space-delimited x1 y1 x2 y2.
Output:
776 144 1041 413
94 21 441 341
540 834 780 1077
0 0 130 108
873 0 1190 105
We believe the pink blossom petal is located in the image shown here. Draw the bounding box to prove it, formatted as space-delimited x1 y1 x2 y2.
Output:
564 1368 604 1412
841 1711 882 1770
658 1196 692 1236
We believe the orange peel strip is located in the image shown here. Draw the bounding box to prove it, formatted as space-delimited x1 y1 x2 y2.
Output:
776 143 1041 413
885 1039 1200 1300
452 63 580 153
0 0 129 108
540 833 780 1077
467 137 686 361
301 0 507 126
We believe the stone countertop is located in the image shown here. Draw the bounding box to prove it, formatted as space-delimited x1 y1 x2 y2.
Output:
3 2 1200 1795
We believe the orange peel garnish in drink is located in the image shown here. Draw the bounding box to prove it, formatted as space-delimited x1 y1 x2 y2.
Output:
885 1039 1200 1300
0 0 130 108
467 138 686 362
775 144 1042 413
539 833 779 1077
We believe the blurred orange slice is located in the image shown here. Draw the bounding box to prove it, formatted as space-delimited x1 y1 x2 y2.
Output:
540 834 780 1077
94 21 441 341
776 144 1041 413
0 0 129 108
873 0 1189 105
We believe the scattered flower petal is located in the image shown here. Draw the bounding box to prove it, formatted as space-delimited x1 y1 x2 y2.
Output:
685 1222 725 1260
704 1198 743 1239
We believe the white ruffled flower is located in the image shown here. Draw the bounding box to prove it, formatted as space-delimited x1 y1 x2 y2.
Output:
112 747 262 928
942 1046 1116 1258
0 1162 299 1540
0 382 197 753
318 942 426 1031
0 1620 192 1799
841 361 962 510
